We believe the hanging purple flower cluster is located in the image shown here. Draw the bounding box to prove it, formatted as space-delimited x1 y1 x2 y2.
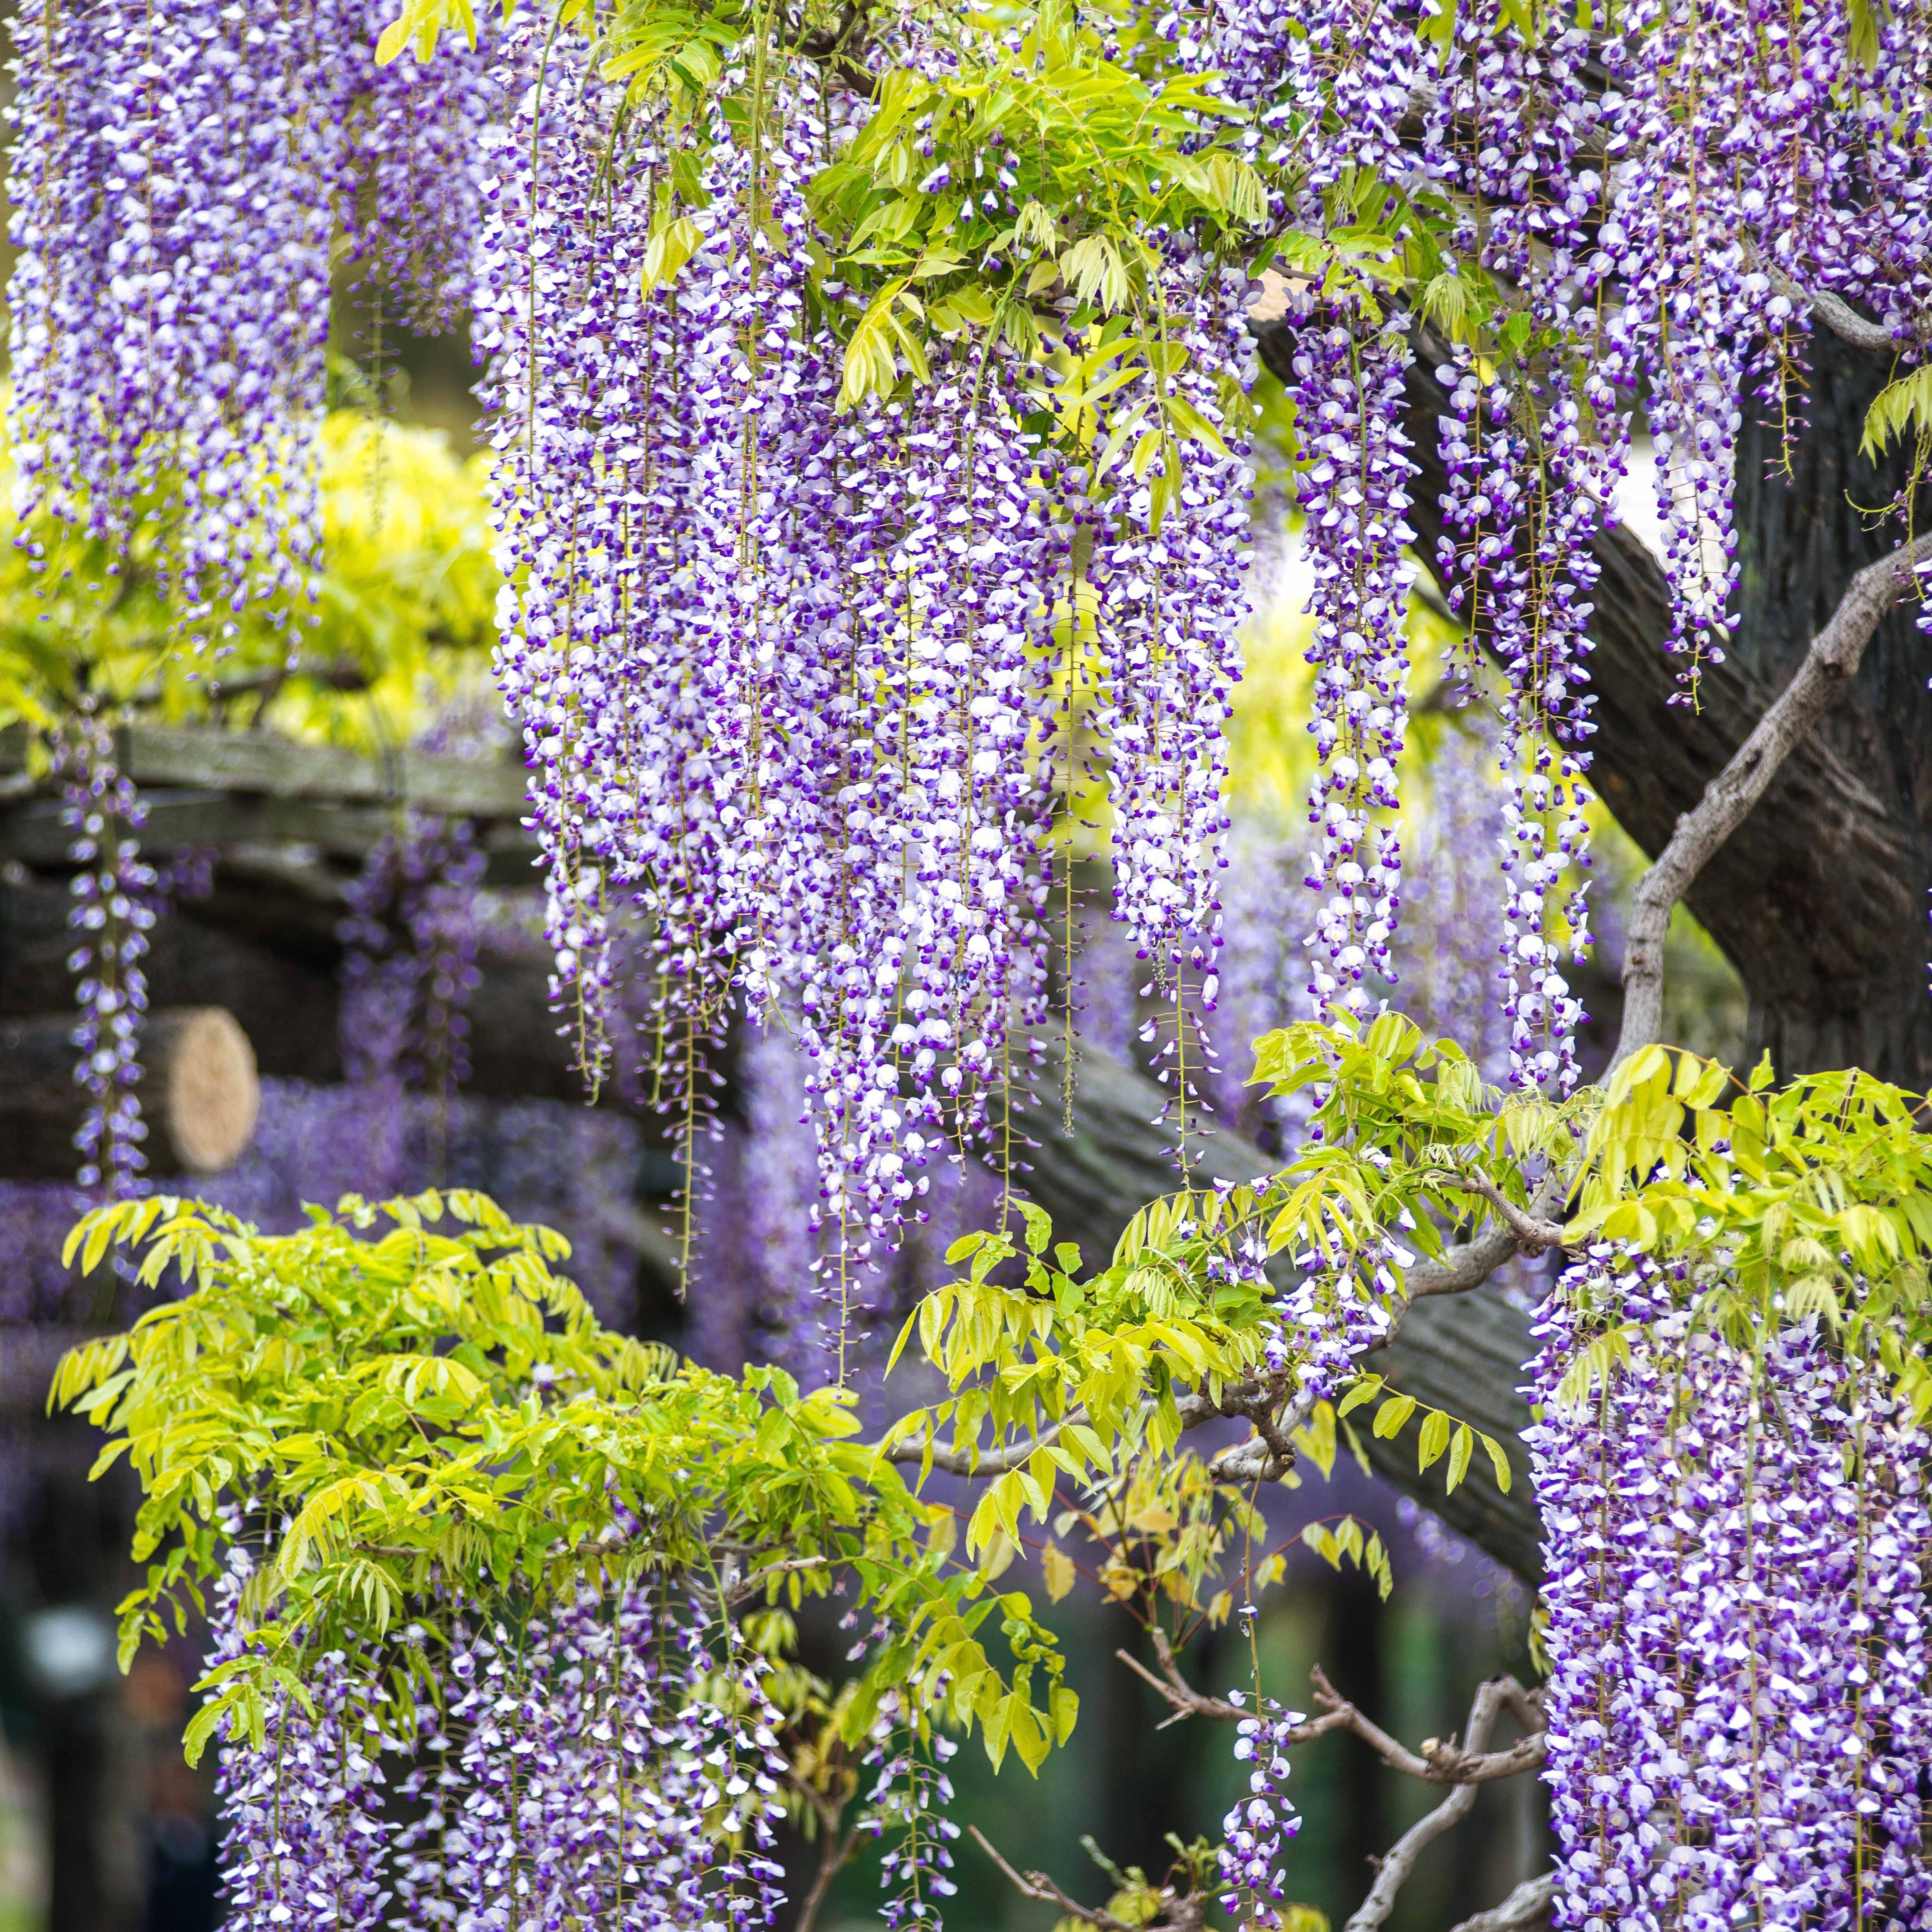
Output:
1070 256 1255 974
6 0 495 630
7 0 334 624
865 1713 961 1932
338 814 486 1112
1231 0 1932 1096
475 22 1257 1325
1588 0 1932 690
1268 303 1414 1018
56 715 156 1195
212 1559 792 1932
1051 253 1258 1170
1432 352 1601 1095
327 0 495 334
1185 0 1600 1085
476 23 750 1142
734 1027 831 1376
208 1539 393 1932
1269 1235 1398 1408
1394 729 1512 1080
1216 1687 1302 1930
1529 1249 1932 1923
1420 0 1608 1097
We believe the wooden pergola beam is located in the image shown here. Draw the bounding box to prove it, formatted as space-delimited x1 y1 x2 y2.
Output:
0 721 533 818
0 724 542 879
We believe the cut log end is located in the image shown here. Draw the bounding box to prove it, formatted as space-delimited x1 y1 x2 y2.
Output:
0 1005 260 1180
148 1007 258 1173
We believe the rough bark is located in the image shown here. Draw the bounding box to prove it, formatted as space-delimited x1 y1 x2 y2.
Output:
1729 339 1932 1084
0 721 530 819
0 727 542 897
0 1007 259 1180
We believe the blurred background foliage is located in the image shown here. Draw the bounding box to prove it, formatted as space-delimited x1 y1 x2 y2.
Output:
0 403 497 754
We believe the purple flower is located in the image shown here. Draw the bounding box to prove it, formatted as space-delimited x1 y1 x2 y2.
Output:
1529 1248 1932 1922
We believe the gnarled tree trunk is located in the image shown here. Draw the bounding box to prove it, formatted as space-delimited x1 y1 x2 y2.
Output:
1727 339 1932 1085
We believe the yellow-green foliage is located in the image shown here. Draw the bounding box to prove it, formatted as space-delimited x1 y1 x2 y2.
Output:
52 1187 1076 1776
1563 1043 1932 1422
0 409 498 752
50 1006 1932 1801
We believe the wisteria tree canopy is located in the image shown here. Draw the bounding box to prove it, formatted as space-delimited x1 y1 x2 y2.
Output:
8 0 1932 1926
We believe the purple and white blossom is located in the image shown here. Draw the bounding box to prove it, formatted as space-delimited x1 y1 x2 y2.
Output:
1216 1687 1302 1930
1529 1249 1932 1924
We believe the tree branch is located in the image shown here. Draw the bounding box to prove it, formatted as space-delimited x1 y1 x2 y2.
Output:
1399 1221 1524 1300
1425 1173 1567 1254
967 1828 1145 1932
1382 1166 1569 1341
882 1381 1296 1484
882 1415 1073 1476
726 1555 832 1606
1447 1873 1557 1932
1113 1636 1545 1790
1764 267 1900 354
1342 1677 1509 1932
1110 1632 1346 1736
1615 530 1932 1066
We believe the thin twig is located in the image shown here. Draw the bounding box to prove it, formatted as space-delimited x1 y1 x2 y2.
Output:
968 1827 1143 1932
1308 1663 1546 1786
726 1554 831 1606
1615 531 1932 1067
1445 1872 1557 1932
1343 1677 1509 1932
792 1818 862 1932
1112 1639 1264 1727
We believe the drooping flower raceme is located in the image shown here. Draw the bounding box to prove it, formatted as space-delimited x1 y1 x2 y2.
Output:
1270 300 1415 1018
866 1713 962 1932
6 0 503 632
8 0 337 629
57 716 157 1196
1217 1687 1303 1931
208 1539 393 1932
215 1567 790 1932
1529 1248 1932 1924
339 815 486 1112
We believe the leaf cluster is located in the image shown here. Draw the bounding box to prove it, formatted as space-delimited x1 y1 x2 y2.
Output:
1568 1044 1932 1416
880 1193 1278 1564
52 1189 1066 1772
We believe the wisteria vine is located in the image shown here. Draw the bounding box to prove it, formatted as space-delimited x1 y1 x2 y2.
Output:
1530 1249 1932 1923
10 0 1932 1925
